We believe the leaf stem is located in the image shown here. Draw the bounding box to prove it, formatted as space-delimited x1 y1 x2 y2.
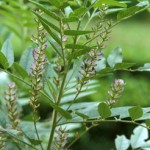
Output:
66 125 93 149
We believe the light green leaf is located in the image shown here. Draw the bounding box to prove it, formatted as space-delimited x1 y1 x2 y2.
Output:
107 47 122 68
131 124 148 149
1 38 14 67
128 106 143 120
98 102 111 119
137 63 150 71
12 62 28 79
64 30 93 36
115 135 130 150
0 52 9 69
19 47 34 74
94 0 127 8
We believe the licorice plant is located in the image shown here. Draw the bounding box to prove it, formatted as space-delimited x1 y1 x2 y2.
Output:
0 0 150 150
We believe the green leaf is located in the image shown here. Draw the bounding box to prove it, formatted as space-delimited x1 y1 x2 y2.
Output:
64 30 93 36
94 0 127 8
65 44 91 50
114 63 135 69
98 102 111 119
1 37 14 67
12 62 28 79
19 47 34 74
48 39 62 58
107 47 122 68
146 119 150 127
29 0 60 21
128 106 143 120
48 99 72 119
0 52 9 69
75 111 89 119
33 12 60 33
117 6 140 20
115 135 130 150
41 21 61 45
131 124 148 149
137 63 150 71
70 7 87 17
72 49 90 59
62 17 79 23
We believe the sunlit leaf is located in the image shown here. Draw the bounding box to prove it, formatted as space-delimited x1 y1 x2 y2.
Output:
1 37 14 67
107 47 122 68
115 135 130 150
130 124 148 149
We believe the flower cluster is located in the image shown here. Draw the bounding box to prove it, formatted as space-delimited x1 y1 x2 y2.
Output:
106 79 125 106
30 10 47 118
53 127 68 150
4 82 20 129
0 136 6 150
79 49 103 84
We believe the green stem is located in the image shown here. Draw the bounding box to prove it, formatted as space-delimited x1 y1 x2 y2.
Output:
57 119 150 130
47 64 70 150
66 125 93 149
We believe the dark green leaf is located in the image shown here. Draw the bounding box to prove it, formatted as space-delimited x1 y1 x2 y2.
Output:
19 47 34 74
64 30 93 36
98 102 111 119
75 111 89 119
62 17 79 22
99 67 114 73
41 21 61 45
1 37 14 67
94 0 127 8
33 12 60 33
128 106 143 120
65 44 91 50
107 47 122 68
114 63 135 69
72 49 90 59
0 52 9 69
12 62 28 79
146 119 150 127
29 0 60 21
48 100 72 119
27 138 42 145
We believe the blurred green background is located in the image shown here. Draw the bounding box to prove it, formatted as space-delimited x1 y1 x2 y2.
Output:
0 1 150 149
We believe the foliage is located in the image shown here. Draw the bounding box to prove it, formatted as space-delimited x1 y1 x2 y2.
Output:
115 124 150 150
0 0 150 149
